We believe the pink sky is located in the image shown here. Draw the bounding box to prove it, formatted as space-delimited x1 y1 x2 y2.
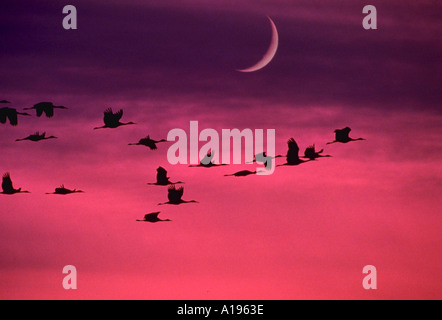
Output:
0 0 441 299
1 99 440 299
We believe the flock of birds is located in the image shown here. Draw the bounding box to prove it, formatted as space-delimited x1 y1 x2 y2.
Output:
1 100 366 223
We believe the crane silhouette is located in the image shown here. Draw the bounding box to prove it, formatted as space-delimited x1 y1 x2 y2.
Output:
247 152 282 164
0 107 31 126
189 151 227 168
277 138 311 167
128 135 167 150
46 185 84 195
327 127 366 144
94 108 135 129
158 185 198 205
24 102 67 118
303 144 331 160
147 167 184 186
16 132 57 142
224 170 258 177
136 212 171 223
246 152 282 172
1 173 30 195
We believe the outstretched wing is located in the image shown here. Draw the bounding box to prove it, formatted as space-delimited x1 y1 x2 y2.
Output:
157 166 168 175
145 212 160 220
137 136 156 150
0 109 7 124
304 145 316 158
335 127 352 140
156 167 168 178
168 185 184 202
103 108 123 126
6 108 18 126
34 103 49 117
114 109 123 120
156 167 169 184
286 138 300 163
103 108 114 124
44 105 54 118
287 138 299 152
145 137 158 150
2 173 14 193
36 106 44 117
149 143 158 150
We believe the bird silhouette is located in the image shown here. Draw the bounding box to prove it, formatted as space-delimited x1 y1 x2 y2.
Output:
94 108 135 129
247 152 282 164
24 102 67 118
277 138 311 167
224 170 258 177
0 107 31 126
246 152 282 171
46 185 84 195
0 100 11 104
303 144 331 160
136 212 171 223
327 127 366 144
189 151 227 168
158 185 198 205
147 167 184 186
128 135 167 150
16 132 57 142
1 173 30 195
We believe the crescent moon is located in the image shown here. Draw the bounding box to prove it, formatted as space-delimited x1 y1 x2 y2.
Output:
237 16 279 73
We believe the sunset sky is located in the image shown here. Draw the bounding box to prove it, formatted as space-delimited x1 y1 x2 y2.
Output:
0 0 440 299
